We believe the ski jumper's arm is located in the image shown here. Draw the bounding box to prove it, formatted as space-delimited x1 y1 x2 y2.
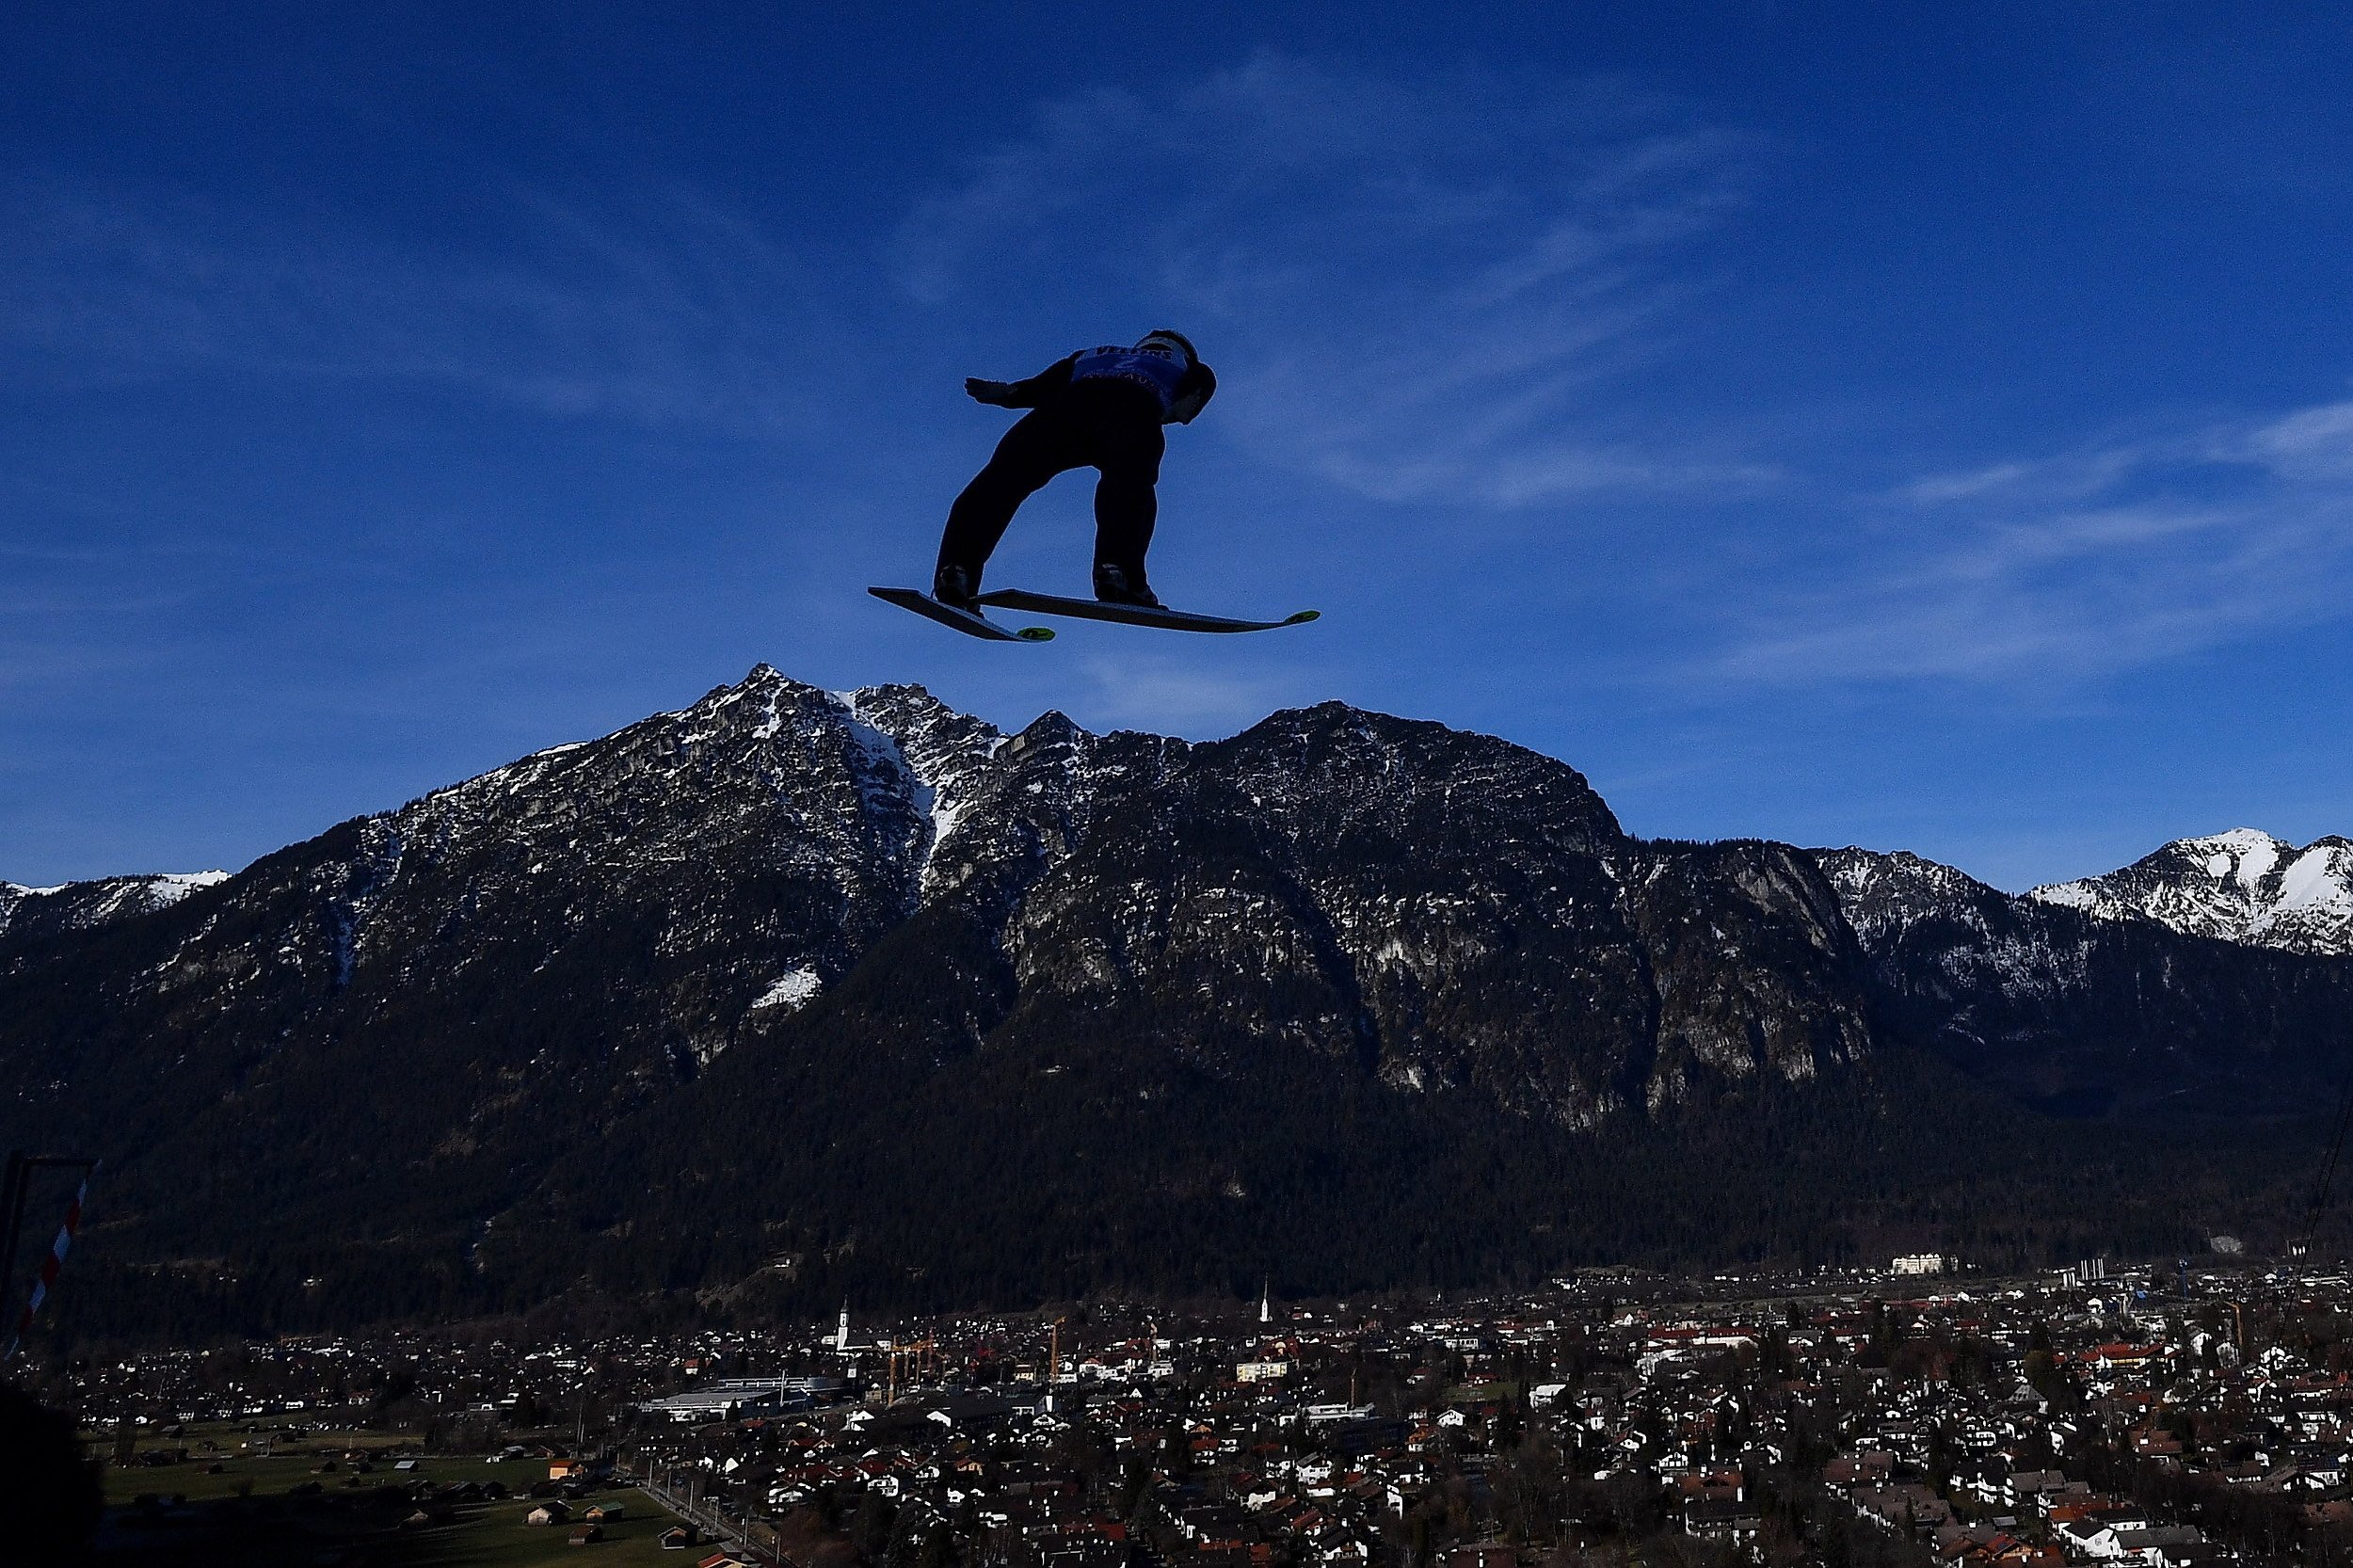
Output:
1164 360 1216 424
971 355 1078 409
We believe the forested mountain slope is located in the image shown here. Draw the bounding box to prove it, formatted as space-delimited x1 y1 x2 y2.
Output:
3 668 2341 1339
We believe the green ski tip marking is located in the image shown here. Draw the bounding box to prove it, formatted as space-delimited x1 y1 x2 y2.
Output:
1286 610 1321 624
1017 626 1056 641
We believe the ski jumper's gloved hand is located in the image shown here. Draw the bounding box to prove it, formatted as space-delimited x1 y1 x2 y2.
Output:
965 378 1020 407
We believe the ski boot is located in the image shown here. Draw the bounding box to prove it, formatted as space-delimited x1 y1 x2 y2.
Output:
933 562 982 612
1092 562 1162 609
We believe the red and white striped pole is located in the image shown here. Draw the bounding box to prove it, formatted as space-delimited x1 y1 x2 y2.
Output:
4 1164 95 1363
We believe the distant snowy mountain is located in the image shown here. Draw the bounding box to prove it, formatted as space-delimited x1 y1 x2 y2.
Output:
1809 841 2352 1119
2029 830 2353 957
0 871 227 942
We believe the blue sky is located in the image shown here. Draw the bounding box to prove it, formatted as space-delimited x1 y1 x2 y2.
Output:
7 3 2353 890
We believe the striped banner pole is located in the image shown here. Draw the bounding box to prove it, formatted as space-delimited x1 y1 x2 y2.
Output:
3 1164 95 1363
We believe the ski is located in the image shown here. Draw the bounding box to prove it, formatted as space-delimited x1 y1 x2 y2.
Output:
975 588 1320 634
868 586 1055 642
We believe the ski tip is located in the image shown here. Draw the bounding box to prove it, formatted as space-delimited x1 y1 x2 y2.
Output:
1016 626 1056 641
1286 609 1321 625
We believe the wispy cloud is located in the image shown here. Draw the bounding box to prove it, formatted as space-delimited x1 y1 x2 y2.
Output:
1718 398 2353 683
2249 399 2353 477
893 55 1768 507
1076 654 1309 738
0 175 846 437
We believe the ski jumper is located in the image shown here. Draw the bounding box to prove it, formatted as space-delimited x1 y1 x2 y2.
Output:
937 344 1217 592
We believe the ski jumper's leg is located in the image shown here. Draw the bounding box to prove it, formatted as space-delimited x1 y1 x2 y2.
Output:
937 411 1081 584
1080 389 1168 585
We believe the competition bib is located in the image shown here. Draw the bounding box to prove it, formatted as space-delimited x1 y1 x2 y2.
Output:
1069 344 1189 410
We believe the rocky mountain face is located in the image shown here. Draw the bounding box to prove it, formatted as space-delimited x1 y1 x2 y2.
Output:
2028 830 2353 957
1 667 2343 1336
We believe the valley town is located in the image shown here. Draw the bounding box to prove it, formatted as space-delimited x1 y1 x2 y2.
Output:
34 1256 2353 1567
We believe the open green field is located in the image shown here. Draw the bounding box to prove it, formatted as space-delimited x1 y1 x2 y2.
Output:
106 1448 559 1509
373 1499 696 1566
91 1421 699 1565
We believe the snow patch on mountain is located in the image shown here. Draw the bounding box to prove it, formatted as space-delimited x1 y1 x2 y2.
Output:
841 683 1059 896
0 870 230 938
751 965 823 1014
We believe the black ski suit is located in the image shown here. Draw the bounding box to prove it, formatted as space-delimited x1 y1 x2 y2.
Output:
936 345 1216 592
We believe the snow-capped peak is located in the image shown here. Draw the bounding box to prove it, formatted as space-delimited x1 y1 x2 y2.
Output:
2028 831 2353 956
2176 828 2285 888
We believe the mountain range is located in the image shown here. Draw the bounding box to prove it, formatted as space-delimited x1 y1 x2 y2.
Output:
2028 829 2353 957
4 667 2348 1341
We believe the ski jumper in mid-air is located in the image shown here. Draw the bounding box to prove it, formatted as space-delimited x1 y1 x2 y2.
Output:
934 330 1216 612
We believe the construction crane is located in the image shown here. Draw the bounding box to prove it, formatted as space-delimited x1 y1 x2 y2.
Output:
1046 1316 1066 1412
882 1331 940 1403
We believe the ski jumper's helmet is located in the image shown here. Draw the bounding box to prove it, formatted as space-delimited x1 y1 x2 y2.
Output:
1137 329 1196 364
